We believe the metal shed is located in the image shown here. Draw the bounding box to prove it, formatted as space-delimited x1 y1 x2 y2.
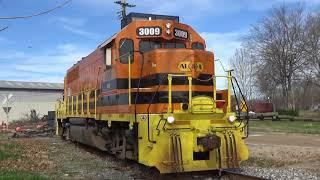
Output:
0 80 63 123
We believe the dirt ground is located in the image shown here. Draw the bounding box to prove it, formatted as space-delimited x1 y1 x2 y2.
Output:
0 134 213 179
0 134 156 179
244 132 320 173
0 132 319 179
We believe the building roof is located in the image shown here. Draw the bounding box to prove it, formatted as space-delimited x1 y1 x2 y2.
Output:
0 80 64 91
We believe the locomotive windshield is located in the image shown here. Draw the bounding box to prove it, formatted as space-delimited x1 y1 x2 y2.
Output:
164 42 185 49
139 40 186 53
192 42 205 50
139 40 161 53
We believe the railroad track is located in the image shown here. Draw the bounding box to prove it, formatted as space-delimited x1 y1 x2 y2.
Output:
221 170 267 180
69 141 267 179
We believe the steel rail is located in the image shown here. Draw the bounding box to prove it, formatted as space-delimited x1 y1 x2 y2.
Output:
221 170 267 180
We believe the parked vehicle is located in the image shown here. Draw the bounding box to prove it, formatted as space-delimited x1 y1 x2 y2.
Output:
250 102 279 121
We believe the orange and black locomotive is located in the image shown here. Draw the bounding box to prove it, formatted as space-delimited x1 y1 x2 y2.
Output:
56 12 249 173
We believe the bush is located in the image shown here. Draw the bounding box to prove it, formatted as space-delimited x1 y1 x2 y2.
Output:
278 109 299 116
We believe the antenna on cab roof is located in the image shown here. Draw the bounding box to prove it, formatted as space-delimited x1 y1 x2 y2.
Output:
114 0 136 19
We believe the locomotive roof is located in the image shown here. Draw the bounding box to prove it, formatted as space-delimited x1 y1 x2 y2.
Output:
99 33 118 49
100 13 181 49
121 12 179 29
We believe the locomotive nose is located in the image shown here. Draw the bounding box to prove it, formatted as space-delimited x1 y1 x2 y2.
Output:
144 48 214 76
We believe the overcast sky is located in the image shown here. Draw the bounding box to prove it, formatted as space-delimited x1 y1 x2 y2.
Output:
0 0 319 83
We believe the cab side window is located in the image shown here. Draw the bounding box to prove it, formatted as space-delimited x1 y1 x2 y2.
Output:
119 39 134 64
105 48 112 67
192 42 205 50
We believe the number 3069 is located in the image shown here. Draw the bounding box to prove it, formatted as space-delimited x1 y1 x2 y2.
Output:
137 27 161 36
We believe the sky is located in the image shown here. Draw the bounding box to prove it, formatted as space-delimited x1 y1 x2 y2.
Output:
0 0 319 84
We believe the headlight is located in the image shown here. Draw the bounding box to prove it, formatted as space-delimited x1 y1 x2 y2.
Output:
167 116 175 124
228 115 236 123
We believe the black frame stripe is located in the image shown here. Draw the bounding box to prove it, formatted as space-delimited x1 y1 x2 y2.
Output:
97 91 222 106
67 91 223 109
101 73 214 92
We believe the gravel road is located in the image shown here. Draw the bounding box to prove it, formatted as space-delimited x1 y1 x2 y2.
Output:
242 132 320 180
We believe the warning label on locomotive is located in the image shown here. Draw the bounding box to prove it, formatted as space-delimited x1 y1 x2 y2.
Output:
178 61 204 72
140 114 147 121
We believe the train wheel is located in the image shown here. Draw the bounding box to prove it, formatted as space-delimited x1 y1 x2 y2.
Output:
57 119 64 137
62 122 71 140
110 125 138 160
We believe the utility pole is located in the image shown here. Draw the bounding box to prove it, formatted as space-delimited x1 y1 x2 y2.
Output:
114 0 136 19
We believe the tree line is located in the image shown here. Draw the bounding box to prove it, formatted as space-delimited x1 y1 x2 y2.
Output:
230 5 320 111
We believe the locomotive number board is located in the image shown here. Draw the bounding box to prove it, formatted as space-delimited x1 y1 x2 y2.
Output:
174 28 188 39
137 27 162 37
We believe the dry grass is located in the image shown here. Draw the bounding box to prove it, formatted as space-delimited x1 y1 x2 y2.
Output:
245 144 320 173
299 111 320 118
0 134 55 179
250 120 320 134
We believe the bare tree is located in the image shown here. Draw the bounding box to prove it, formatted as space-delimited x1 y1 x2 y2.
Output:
244 5 307 109
305 12 320 87
230 48 255 101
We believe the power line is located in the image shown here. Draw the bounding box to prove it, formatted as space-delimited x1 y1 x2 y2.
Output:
0 0 72 20
0 26 8 32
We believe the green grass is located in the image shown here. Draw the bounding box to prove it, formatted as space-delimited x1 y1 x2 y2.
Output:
299 111 320 118
0 143 21 161
249 120 320 134
3 143 18 150
0 170 47 180
0 150 20 161
0 133 7 140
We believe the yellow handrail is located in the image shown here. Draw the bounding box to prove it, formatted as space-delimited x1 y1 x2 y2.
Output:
67 97 69 115
76 95 78 115
213 75 217 108
227 71 232 113
56 72 233 118
56 89 100 119
128 55 131 107
71 96 74 115
87 92 90 115
81 93 84 115
167 75 173 113
212 73 232 112
167 74 193 113
188 76 192 109
95 90 97 118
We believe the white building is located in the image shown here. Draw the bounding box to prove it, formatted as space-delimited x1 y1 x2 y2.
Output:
0 80 63 123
